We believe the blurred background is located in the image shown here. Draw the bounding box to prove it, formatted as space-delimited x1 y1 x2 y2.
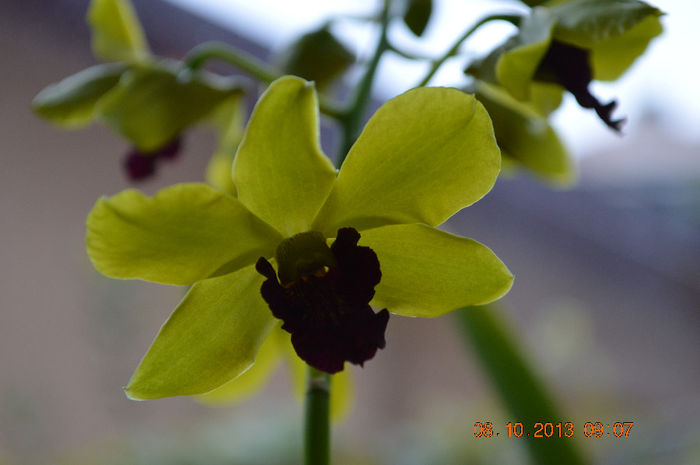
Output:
1 0 698 464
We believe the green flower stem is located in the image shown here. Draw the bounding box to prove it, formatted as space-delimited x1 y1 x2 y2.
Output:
337 0 392 164
184 41 279 82
455 304 588 465
182 42 344 119
387 42 437 62
322 13 378 29
304 366 331 465
416 13 520 87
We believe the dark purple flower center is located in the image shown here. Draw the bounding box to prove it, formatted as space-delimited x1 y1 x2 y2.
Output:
123 137 183 181
535 40 625 132
255 228 389 374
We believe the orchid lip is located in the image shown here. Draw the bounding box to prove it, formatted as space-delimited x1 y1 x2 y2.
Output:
255 227 389 374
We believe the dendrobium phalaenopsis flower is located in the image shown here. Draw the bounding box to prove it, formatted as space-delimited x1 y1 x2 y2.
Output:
466 2 663 131
86 76 513 399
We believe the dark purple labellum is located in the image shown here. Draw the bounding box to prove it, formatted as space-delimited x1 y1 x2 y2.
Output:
158 137 183 161
535 40 625 132
123 150 156 180
255 228 389 374
122 137 183 181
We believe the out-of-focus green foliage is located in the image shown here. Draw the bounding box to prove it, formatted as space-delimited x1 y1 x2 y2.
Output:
403 0 433 36
33 61 243 153
457 304 588 465
277 28 354 90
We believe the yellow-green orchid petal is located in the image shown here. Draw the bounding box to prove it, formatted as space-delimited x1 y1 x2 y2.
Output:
97 62 243 152
360 224 513 317
86 183 282 285
206 151 238 197
125 265 275 399
286 338 354 422
32 63 126 129
548 0 664 82
476 82 574 185
589 14 663 81
233 76 337 237
548 0 663 81
312 87 500 236
87 0 149 63
551 0 661 49
496 7 556 101
205 95 246 197
197 328 284 405
529 82 564 117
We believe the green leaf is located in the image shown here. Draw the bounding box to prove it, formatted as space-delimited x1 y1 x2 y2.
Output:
456 304 588 465
87 0 149 63
313 87 500 236
496 7 556 100
32 64 126 128
125 265 275 399
476 82 574 185
277 28 355 89
360 224 513 318
97 62 243 152
197 326 284 405
86 183 282 285
403 0 433 36
233 76 337 237
552 0 661 48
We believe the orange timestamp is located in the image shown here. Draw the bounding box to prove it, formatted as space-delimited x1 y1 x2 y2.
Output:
474 421 634 438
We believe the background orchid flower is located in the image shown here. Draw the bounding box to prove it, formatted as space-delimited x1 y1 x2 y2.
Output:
32 0 244 181
462 0 663 185
466 0 663 129
471 81 573 185
86 76 512 400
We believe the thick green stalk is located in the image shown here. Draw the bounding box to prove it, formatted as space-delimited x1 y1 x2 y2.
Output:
301 6 391 461
456 304 588 465
416 14 520 87
304 367 331 465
